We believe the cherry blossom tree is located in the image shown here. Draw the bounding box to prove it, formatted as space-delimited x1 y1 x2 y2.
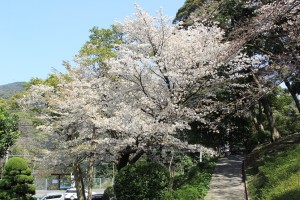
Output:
108 4 230 127
173 0 299 142
20 66 119 200
20 4 253 198
103 4 235 165
18 6 299 198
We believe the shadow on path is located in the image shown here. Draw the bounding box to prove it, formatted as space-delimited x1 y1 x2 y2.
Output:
204 155 246 200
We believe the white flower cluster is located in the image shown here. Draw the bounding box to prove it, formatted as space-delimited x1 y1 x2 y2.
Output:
21 5 233 166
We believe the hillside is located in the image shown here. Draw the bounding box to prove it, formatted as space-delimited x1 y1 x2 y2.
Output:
0 82 26 99
245 133 300 200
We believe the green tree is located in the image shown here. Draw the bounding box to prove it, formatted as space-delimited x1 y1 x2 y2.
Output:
269 87 300 136
79 26 122 74
0 157 36 200
0 106 20 158
174 0 255 33
24 73 65 90
114 162 170 200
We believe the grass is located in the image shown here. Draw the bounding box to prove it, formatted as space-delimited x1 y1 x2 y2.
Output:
245 133 300 200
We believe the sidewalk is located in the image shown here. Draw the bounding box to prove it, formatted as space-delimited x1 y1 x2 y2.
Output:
204 155 246 200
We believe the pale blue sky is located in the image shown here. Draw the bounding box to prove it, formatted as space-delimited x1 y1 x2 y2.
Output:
0 1 185 85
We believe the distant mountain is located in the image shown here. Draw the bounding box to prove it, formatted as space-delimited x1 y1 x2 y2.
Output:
0 82 26 99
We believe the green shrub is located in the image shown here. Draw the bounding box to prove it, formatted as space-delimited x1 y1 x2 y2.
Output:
114 162 170 200
102 186 115 200
163 190 179 200
163 186 199 200
164 158 216 200
176 186 200 199
0 157 36 200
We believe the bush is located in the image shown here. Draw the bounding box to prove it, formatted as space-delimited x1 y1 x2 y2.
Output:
102 186 115 200
164 158 216 200
114 162 170 200
164 186 199 200
0 157 36 200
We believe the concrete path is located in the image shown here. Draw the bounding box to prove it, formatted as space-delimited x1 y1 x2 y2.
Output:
204 155 246 200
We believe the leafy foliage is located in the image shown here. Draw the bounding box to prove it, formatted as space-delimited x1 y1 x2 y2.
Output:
271 88 300 136
174 0 256 32
174 0 205 23
0 106 20 158
164 158 216 200
102 186 115 200
114 162 170 200
0 157 36 200
78 26 122 73
24 74 66 90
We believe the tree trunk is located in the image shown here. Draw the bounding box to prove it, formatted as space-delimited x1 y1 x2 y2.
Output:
252 71 280 142
87 153 95 200
260 97 280 142
116 151 130 171
87 125 97 200
116 145 137 171
129 149 145 164
73 159 86 200
284 79 300 113
168 154 174 191
251 105 265 136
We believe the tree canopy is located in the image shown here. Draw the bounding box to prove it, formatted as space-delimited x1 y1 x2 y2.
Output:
0 157 35 200
0 106 19 158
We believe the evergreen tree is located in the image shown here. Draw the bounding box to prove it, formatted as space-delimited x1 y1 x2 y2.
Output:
0 157 36 200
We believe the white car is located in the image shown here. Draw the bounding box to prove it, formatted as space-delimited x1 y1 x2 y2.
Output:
64 188 96 200
38 192 64 200
64 188 79 200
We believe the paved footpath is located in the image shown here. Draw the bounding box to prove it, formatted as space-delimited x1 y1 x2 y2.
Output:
204 155 246 200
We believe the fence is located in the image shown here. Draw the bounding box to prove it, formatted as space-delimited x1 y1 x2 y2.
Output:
34 177 113 190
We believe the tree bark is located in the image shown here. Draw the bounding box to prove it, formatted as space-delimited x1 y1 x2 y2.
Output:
129 149 145 164
260 97 280 142
252 71 280 142
251 105 265 136
73 159 86 200
87 152 95 200
116 146 142 171
87 125 97 200
116 151 130 171
284 79 300 113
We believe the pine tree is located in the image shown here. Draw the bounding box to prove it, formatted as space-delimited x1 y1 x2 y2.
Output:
0 157 36 200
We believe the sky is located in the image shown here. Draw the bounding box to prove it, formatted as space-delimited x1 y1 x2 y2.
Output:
0 0 185 85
